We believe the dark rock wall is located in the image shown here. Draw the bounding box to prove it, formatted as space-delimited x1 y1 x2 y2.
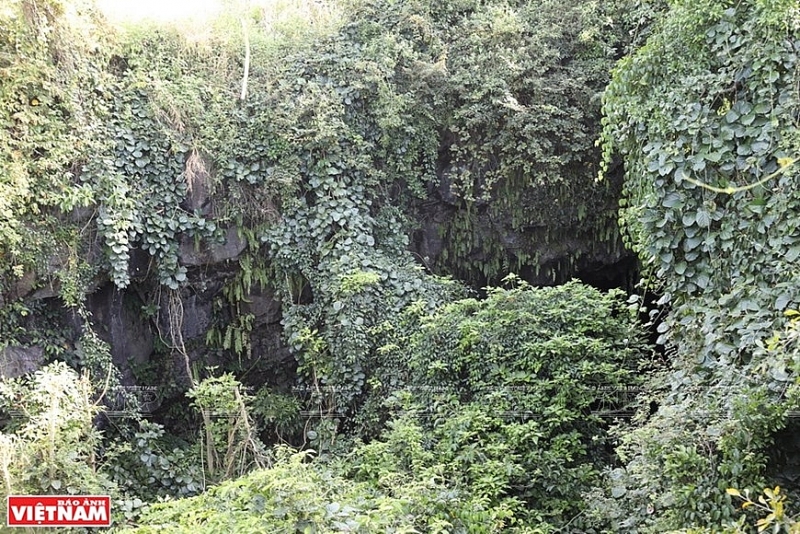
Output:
410 167 634 288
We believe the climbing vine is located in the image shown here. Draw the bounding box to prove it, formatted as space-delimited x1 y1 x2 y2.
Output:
598 0 800 530
0 0 674 529
419 0 635 284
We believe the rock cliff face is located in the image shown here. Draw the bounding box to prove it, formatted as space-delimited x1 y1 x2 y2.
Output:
411 197 634 289
7 178 634 400
411 162 634 289
0 0 641 410
4 237 293 415
0 346 44 380
87 283 154 386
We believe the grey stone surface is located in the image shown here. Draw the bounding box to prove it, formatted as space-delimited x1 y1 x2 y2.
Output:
180 293 213 341
87 284 154 385
0 346 45 379
8 270 37 300
179 227 246 266
158 290 213 342
242 286 282 326
411 185 632 286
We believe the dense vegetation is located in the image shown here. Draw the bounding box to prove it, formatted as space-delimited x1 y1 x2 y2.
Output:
0 0 799 531
597 0 800 530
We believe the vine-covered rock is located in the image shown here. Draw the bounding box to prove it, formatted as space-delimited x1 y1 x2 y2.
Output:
598 0 800 530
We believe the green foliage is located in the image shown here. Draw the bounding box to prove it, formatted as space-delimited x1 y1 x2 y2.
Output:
90 40 224 289
2 0 647 431
102 420 203 502
601 0 800 319
727 486 799 533
0 0 224 293
0 298 73 359
598 0 800 530
250 387 303 440
121 279 648 533
0 362 115 510
205 255 270 360
0 0 647 326
415 0 631 284
131 442 542 534
385 279 648 527
241 0 469 429
664 486 800 533
186 373 269 482
0 0 667 529
0 0 108 278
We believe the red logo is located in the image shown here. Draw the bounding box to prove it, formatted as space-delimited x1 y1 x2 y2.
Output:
7 496 111 527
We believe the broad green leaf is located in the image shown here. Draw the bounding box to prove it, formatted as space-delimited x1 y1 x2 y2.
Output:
695 210 711 228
